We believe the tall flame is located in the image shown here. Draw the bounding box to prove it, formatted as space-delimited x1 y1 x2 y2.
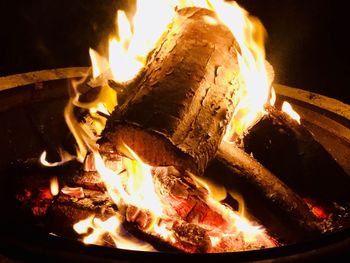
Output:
107 0 176 83
210 1 270 139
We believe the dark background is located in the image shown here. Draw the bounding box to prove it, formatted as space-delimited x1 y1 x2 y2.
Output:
0 0 349 103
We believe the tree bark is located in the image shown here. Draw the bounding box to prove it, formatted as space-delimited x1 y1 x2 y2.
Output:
99 7 240 175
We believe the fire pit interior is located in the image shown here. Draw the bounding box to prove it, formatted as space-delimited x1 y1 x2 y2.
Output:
1 0 350 261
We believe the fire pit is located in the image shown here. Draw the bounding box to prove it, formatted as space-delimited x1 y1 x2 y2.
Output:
1 0 350 261
0 67 349 261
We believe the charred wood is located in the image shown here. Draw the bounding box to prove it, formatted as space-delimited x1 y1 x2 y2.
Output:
206 141 325 243
242 106 350 203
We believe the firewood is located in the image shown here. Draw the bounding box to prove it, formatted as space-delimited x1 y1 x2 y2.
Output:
47 189 117 237
241 106 350 203
99 7 241 175
206 141 325 243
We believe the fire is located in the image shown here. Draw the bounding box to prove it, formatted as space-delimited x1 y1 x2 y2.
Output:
211 1 270 139
50 176 59 196
89 0 271 140
282 101 301 124
73 215 156 251
40 149 76 167
93 148 163 217
270 87 277 106
58 0 277 252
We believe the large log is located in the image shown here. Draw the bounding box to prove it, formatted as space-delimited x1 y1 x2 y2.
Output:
99 7 240 175
242 106 350 203
206 141 325 243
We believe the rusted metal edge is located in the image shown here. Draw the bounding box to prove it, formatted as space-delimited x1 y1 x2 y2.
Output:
0 68 349 120
0 67 90 91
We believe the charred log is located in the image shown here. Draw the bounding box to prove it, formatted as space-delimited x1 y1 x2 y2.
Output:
206 141 325 243
99 7 241 175
47 189 116 238
242 106 350 203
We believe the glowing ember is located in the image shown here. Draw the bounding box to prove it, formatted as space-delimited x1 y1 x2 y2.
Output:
282 101 301 124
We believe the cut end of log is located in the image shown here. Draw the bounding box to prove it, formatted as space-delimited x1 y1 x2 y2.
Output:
99 123 197 174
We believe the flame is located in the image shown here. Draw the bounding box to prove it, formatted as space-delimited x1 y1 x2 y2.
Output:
89 48 109 79
89 0 176 83
93 148 163 217
50 176 59 196
209 1 270 139
270 87 276 106
40 149 76 167
191 174 227 202
282 101 301 124
63 0 275 251
63 73 117 161
73 215 155 251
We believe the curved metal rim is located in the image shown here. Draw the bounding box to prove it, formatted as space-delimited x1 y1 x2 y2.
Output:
1 225 349 262
0 67 90 91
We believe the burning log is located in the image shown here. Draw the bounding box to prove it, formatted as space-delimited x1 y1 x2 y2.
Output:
99 7 241 175
13 158 275 253
48 189 116 236
241 106 350 203
206 141 325 243
122 165 276 252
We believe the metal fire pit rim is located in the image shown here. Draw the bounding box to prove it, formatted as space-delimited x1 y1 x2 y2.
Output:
0 67 90 91
1 224 350 262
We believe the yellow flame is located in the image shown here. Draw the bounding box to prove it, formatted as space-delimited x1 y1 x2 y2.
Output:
63 75 117 161
207 1 270 139
40 149 76 167
50 176 59 196
282 101 301 124
206 196 264 243
93 147 163 217
89 48 109 79
73 215 155 251
191 174 227 202
73 215 94 234
270 86 276 106
105 1 176 83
